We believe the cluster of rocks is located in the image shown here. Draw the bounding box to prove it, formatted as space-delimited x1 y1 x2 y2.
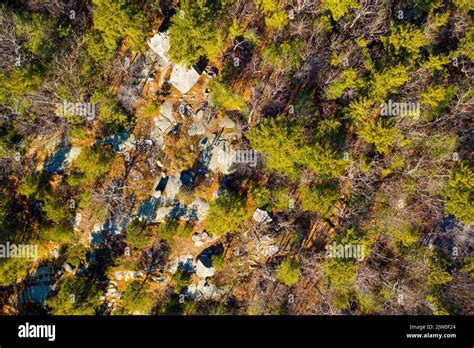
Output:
191 231 214 247
103 281 121 309
148 31 201 95
113 270 136 281
186 280 225 301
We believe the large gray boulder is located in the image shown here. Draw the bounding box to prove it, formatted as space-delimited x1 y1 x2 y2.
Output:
170 64 201 94
209 140 236 175
195 255 215 278
253 208 272 224
148 32 170 64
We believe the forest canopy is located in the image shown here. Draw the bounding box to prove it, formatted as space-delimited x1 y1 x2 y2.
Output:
0 0 472 319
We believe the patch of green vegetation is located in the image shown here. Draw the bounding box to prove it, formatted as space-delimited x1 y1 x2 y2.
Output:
209 80 247 113
121 280 155 314
443 163 474 225
47 275 102 315
68 145 114 185
126 219 154 248
276 257 300 286
263 39 304 71
206 194 250 236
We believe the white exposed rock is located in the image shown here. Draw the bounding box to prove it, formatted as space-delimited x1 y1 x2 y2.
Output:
166 257 179 275
187 122 206 136
266 244 279 256
195 110 204 119
43 144 82 173
113 271 124 281
186 280 223 300
249 235 279 259
63 263 74 273
89 222 105 246
160 100 174 120
192 233 201 242
253 208 272 224
149 101 176 144
170 64 201 94
163 174 182 201
218 115 236 129
92 222 103 232
148 32 170 64
209 140 236 175
153 206 174 222
117 134 137 153
154 117 173 136
149 130 164 149
44 136 62 154
64 147 81 167
113 271 135 281
105 287 119 298
186 198 210 221
178 254 195 273
196 256 215 278
73 212 82 231
153 101 176 136
20 266 53 305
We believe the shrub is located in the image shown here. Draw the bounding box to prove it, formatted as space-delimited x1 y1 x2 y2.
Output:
383 22 428 61
443 163 474 225
248 116 347 180
0 257 32 286
68 145 114 185
276 257 300 286
324 69 362 100
121 280 155 314
171 270 191 293
321 0 359 21
126 219 154 248
254 0 288 30
90 90 129 134
18 172 40 199
323 258 357 309
248 116 306 179
41 192 73 226
271 187 292 211
47 275 102 315
206 194 250 236
251 185 271 207
358 120 402 154
157 219 193 245
209 80 247 113
369 65 410 102
89 0 148 63
421 84 457 120
168 0 227 66
263 39 304 71
299 183 339 217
